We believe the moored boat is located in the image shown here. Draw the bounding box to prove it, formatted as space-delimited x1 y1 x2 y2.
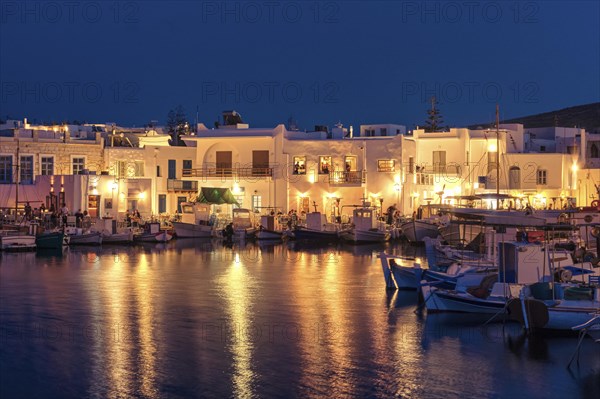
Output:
0 230 36 251
35 231 68 249
134 222 173 243
67 229 103 245
172 202 217 238
339 206 390 243
400 219 440 244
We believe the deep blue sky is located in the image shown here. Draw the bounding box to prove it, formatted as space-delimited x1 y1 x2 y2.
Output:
1 1 599 129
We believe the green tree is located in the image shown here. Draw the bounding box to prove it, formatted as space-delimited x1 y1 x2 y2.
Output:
166 105 189 146
424 96 445 133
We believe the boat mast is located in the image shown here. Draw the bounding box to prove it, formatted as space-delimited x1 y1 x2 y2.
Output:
496 104 500 209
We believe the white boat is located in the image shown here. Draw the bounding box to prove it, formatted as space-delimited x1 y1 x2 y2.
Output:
379 252 496 290
173 202 217 238
422 241 600 331
94 218 134 244
232 208 256 240
438 221 484 248
400 219 440 243
66 228 103 245
256 215 284 240
339 206 389 243
134 223 173 243
293 212 340 242
101 229 134 244
0 230 36 251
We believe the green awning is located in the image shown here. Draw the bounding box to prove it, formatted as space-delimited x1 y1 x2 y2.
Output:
196 187 240 206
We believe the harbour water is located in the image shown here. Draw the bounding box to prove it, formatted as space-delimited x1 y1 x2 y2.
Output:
1 240 599 398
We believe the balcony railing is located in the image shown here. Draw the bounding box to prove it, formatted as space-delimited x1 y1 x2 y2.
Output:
415 165 462 175
167 179 198 192
328 170 366 185
182 167 273 179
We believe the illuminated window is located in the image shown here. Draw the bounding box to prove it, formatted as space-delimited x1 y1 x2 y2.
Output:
345 156 357 172
377 160 395 172
319 156 332 174
293 156 306 175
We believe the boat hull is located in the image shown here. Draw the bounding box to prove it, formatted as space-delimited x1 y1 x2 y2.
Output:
172 222 214 238
35 232 67 249
256 229 283 240
401 220 440 243
102 231 134 244
439 223 483 247
69 232 103 245
422 285 506 313
135 231 173 243
293 228 339 242
340 228 389 243
0 234 36 251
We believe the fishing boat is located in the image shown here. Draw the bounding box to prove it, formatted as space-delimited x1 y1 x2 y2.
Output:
438 219 484 248
400 219 440 244
66 228 103 245
101 229 134 244
232 208 256 240
134 222 173 243
339 205 390 243
256 214 284 240
172 202 217 238
293 212 340 242
0 230 36 251
422 241 600 325
93 217 134 244
35 230 69 249
379 252 496 290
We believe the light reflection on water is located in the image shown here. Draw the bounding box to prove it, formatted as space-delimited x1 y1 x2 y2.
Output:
1 241 599 399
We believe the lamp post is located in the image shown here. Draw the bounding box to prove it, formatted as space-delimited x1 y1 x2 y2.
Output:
394 183 401 211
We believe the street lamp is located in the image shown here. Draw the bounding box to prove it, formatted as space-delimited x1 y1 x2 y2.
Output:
394 183 401 211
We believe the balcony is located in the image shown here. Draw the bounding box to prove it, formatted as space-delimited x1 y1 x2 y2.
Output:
182 167 273 179
167 179 198 192
415 164 462 175
328 170 366 186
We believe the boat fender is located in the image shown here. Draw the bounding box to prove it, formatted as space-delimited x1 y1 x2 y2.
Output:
559 269 573 283
439 215 450 227
557 213 569 224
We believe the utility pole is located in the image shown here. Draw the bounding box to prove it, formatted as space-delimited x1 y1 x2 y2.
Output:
496 104 500 209
15 138 19 221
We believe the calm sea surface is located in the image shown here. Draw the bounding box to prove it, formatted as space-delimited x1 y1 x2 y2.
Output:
1 240 599 399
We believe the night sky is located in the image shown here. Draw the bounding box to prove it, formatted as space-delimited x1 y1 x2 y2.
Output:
1 1 599 129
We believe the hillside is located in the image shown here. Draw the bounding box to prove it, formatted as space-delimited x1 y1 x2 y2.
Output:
470 102 600 132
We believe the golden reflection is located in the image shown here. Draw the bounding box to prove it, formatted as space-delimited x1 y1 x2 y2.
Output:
287 247 354 396
133 253 158 398
219 253 256 398
99 251 132 398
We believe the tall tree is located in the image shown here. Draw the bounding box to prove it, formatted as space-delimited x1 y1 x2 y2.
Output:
424 96 445 133
166 105 189 146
